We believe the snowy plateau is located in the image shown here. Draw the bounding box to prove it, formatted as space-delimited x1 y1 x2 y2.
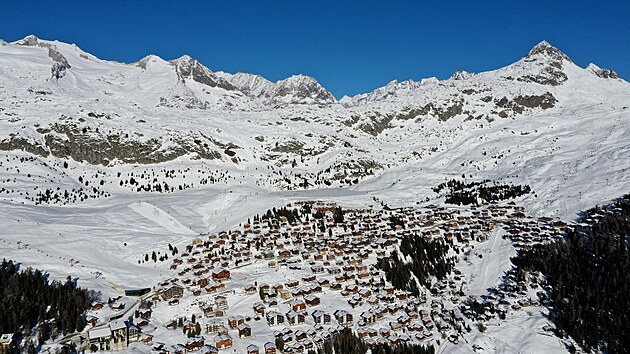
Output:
0 35 629 354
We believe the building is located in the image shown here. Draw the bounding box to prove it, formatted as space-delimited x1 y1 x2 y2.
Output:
161 285 184 300
212 268 231 282
87 320 133 351
214 334 233 349
264 342 277 354
238 323 252 338
0 334 14 350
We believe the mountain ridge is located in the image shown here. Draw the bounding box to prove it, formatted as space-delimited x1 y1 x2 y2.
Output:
6 34 624 103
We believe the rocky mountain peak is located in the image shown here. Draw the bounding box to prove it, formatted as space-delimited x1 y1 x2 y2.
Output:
526 40 572 63
450 70 474 80
587 63 619 79
169 55 236 91
14 34 40 46
271 74 336 105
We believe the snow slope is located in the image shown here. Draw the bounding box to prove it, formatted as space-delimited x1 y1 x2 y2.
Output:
0 35 628 353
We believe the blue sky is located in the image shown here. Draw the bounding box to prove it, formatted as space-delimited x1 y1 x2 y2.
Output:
1 0 629 98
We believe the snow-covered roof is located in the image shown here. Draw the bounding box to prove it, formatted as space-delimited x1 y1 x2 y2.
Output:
88 327 112 339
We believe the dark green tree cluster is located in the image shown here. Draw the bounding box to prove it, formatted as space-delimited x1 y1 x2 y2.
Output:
0 259 91 341
377 234 455 295
511 193 630 353
259 206 302 224
434 179 530 206
313 328 434 354
333 206 344 223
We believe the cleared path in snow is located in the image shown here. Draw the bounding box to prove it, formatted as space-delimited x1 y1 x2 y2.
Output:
465 227 516 296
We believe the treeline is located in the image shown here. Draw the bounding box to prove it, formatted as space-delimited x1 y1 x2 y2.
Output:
258 206 302 224
511 194 630 353
310 328 434 354
434 179 530 205
0 259 92 343
377 234 455 296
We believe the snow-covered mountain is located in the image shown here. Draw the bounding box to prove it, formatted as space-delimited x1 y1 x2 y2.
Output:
0 35 627 205
0 35 629 353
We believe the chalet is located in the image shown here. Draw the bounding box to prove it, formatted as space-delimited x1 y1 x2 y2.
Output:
166 321 177 330
0 334 14 350
214 334 233 349
253 302 266 315
286 310 305 326
215 295 228 310
87 320 130 351
206 319 225 334
227 315 245 329
185 338 205 352
312 310 331 325
334 310 353 325
305 294 321 306
266 311 284 326
161 285 184 300
291 299 306 312
263 342 277 354
86 315 99 327
212 268 231 282
228 321 249 339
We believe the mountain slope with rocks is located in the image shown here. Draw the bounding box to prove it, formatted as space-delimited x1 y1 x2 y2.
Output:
0 35 628 354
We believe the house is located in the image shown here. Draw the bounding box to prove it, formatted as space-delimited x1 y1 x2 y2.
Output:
110 320 129 351
214 334 233 349
185 338 205 352
227 315 245 329
253 302 266 315
88 327 112 351
247 344 260 354
286 310 305 326
161 285 184 300
266 311 284 326
0 334 14 350
212 268 231 282
334 310 353 325
238 323 252 338
264 342 277 354
290 299 306 312
215 295 228 310
128 324 141 342
206 318 225 334
304 294 320 306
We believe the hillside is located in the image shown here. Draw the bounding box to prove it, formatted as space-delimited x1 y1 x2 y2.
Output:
0 35 628 354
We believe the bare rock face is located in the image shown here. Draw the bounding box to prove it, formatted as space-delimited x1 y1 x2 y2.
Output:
518 41 571 86
495 92 557 116
450 71 474 81
587 63 619 79
170 55 236 90
51 62 67 80
526 41 572 63
15 35 71 80
268 75 336 105
0 122 222 165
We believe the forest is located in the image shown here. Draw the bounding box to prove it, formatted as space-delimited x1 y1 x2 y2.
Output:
511 193 630 353
0 259 92 345
377 233 455 296
310 327 435 354
433 179 531 205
